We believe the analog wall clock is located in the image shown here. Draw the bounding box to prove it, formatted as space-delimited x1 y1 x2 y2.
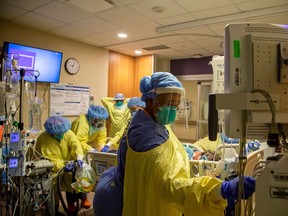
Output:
65 58 80 75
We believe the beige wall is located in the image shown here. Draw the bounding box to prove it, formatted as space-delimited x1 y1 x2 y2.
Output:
0 21 109 131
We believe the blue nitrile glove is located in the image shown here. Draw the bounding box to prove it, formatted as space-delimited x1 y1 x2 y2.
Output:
101 145 110 152
77 160 84 169
221 176 255 200
64 161 76 172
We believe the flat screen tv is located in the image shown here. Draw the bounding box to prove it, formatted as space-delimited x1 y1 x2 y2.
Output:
2 42 63 83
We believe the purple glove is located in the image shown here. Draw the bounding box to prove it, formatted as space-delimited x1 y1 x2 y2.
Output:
101 145 110 152
64 161 76 172
221 176 255 200
77 160 83 169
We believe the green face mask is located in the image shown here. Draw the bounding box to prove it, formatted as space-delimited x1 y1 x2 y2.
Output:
156 106 177 125
53 134 64 141
115 101 123 107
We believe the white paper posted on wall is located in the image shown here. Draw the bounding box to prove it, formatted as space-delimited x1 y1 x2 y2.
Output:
49 83 90 116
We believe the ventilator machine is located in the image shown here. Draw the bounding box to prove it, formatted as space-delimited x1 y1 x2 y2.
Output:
209 23 288 215
0 51 54 215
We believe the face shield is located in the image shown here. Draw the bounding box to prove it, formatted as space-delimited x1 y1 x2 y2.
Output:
153 87 187 127
90 118 105 129
89 118 105 135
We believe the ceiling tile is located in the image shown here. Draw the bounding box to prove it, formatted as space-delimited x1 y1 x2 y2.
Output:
50 24 94 39
247 12 288 24
12 12 65 31
112 0 144 6
72 16 118 33
154 35 188 44
237 0 288 11
80 34 120 47
156 13 196 25
191 37 223 47
0 2 27 20
207 19 247 36
96 6 149 26
63 0 114 13
124 21 161 37
192 5 240 19
167 41 199 50
34 1 90 23
175 0 234 12
128 0 188 19
1 0 50 10
101 29 143 42
1 0 285 60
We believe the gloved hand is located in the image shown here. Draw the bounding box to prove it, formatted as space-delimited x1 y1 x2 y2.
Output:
221 176 255 200
77 160 84 169
64 161 76 172
101 145 110 152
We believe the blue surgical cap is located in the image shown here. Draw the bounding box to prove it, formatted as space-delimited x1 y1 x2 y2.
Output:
87 105 109 119
44 116 71 135
140 72 184 100
113 93 125 100
127 97 146 108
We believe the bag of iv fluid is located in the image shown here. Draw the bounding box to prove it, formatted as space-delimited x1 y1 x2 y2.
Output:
71 162 97 193
28 97 43 134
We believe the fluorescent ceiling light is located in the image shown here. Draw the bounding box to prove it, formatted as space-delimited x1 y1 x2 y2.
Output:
156 5 288 33
135 50 142 54
118 33 128 38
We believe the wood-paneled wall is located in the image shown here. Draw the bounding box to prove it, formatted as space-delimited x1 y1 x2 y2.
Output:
108 51 153 98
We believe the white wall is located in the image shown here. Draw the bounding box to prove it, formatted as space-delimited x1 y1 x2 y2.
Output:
0 21 109 131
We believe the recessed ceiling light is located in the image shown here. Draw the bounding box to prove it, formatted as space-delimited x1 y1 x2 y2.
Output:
191 54 203 58
117 33 127 38
135 50 142 55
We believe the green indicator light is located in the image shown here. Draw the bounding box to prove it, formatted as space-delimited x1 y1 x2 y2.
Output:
233 40 240 58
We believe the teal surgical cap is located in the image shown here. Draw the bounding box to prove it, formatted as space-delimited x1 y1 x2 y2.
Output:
140 72 184 100
127 97 146 108
44 116 71 134
87 105 109 119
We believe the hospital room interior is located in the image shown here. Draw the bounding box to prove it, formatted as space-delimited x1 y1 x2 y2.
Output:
0 0 288 215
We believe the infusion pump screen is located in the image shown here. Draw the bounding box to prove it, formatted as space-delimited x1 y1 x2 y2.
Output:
10 132 20 142
8 158 18 169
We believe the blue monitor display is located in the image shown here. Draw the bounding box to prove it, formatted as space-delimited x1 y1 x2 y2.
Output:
3 42 63 83
8 158 18 169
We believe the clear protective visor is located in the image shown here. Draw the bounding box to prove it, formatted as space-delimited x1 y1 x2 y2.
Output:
154 87 190 129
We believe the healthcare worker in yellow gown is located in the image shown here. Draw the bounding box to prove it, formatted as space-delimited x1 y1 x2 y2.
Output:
36 116 84 216
101 93 130 138
71 105 109 152
101 97 146 152
93 72 255 216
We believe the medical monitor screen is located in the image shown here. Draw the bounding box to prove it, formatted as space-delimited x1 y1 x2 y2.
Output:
2 42 63 83
8 158 18 169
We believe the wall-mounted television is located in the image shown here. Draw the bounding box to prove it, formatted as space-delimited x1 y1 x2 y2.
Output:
2 42 63 83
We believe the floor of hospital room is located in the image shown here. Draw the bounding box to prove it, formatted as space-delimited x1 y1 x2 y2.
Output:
59 192 94 216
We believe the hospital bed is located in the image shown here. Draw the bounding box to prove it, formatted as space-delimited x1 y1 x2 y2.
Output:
188 141 274 179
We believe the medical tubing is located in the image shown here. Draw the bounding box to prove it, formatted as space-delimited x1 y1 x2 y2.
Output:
251 89 276 131
57 167 79 216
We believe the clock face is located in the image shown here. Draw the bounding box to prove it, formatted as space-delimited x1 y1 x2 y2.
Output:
65 58 80 75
